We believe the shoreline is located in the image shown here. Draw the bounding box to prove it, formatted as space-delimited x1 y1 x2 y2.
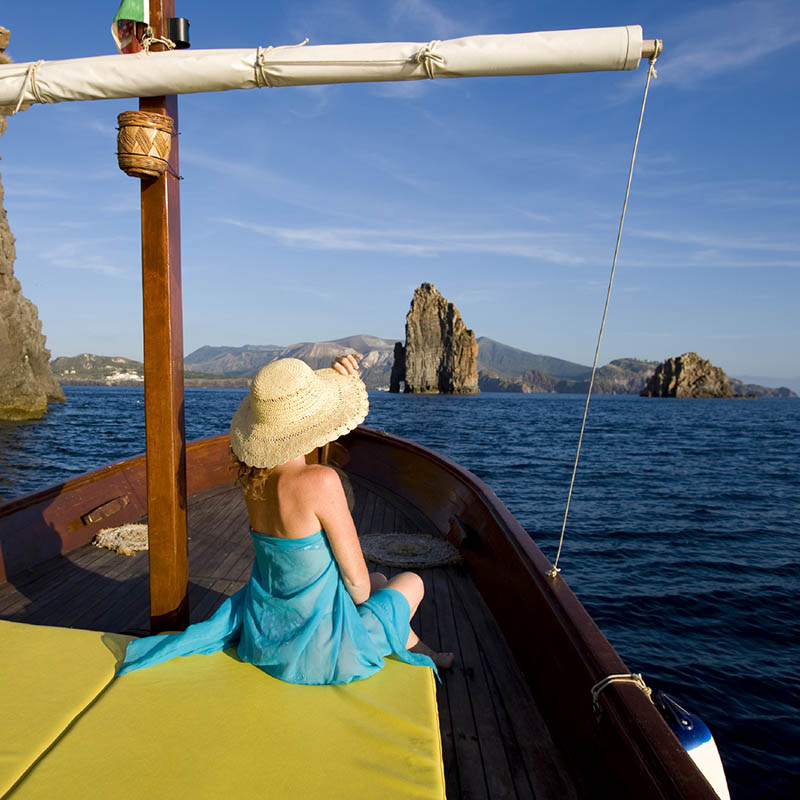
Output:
57 378 252 389
55 380 797 398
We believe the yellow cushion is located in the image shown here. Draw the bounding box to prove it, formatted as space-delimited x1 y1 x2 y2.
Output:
0 620 131 797
6 646 445 799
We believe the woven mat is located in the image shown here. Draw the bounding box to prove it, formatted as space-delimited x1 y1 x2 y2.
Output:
359 533 461 569
93 523 148 556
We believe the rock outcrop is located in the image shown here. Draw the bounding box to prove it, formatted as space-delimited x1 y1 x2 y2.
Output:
389 341 405 392
391 283 479 394
0 28 65 420
640 352 733 398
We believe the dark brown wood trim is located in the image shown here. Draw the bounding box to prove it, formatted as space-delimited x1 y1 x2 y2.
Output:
0 435 234 582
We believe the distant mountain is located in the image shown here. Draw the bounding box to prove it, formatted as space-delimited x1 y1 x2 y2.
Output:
52 354 145 385
476 337 591 379
733 375 800 395
182 336 397 389
729 379 796 398
478 356 659 394
573 358 660 394
183 344 284 376
54 340 796 398
277 336 395 389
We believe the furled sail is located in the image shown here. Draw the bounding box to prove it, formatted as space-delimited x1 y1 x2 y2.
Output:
0 26 644 108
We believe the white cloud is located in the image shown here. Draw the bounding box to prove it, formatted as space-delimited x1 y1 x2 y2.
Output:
181 149 355 218
2 184 70 199
630 227 800 255
660 0 800 88
218 217 586 264
389 0 463 39
370 80 432 99
287 85 332 118
78 118 117 137
2 163 123 184
638 178 800 209
510 208 554 225
358 152 431 190
622 226 800 268
38 239 129 276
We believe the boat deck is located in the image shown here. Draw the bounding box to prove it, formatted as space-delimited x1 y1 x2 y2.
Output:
0 476 577 800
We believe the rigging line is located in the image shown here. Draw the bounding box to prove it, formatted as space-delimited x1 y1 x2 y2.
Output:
547 55 658 580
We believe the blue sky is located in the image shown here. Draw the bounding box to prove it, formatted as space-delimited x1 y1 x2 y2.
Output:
2 1 798 386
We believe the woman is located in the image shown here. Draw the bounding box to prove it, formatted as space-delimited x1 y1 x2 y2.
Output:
118 355 452 683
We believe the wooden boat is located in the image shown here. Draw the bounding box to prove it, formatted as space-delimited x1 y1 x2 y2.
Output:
0 3 722 798
0 428 722 799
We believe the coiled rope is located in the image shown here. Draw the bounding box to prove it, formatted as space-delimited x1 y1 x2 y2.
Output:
547 53 659 579
590 672 653 719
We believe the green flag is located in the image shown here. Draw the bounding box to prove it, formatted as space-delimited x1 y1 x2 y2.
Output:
111 0 149 54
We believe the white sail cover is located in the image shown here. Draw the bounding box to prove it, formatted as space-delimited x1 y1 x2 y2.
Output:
0 26 643 107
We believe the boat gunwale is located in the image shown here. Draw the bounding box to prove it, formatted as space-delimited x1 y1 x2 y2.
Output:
0 434 234 582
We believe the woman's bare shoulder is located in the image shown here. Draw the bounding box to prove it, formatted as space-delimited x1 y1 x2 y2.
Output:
282 463 340 494
300 464 343 492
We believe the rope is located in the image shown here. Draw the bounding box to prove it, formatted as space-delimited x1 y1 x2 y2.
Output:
255 40 310 88
547 55 658 580
591 673 653 719
415 41 444 79
12 59 44 113
141 27 176 53
254 39 446 87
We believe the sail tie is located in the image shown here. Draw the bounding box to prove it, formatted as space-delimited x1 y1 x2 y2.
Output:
255 40 310 88
255 40 444 85
141 28 176 53
415 41 444 79
591 673 653 720
547 54 658 579
12 59 44 114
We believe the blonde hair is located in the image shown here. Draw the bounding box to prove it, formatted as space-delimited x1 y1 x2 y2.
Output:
232 451 273 500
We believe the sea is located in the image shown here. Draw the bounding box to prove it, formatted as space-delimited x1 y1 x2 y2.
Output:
1 386 798 799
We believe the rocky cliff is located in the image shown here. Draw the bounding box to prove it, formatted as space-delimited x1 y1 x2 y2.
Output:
0 28 65 420
641 352 733 398
391 283 478 394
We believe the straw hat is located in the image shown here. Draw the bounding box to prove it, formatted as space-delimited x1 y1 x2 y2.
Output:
230 358 369 468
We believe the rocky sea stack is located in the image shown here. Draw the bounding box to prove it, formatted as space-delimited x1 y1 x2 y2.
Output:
391 283 479 394
641 352 733 398
0 29 65 420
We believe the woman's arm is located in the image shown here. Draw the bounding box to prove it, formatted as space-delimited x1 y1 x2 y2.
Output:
311 465 371 604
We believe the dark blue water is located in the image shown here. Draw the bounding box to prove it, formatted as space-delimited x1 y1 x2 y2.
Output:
1 387 798 799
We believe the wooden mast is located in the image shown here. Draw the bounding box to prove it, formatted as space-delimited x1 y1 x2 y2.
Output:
139 0 189 632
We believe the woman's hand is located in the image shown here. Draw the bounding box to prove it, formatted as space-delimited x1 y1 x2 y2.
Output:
331 353 362 376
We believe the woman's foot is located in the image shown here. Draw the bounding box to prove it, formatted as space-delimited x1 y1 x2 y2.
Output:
410 640 455 670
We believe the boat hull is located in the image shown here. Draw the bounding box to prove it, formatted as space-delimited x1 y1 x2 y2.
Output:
0 427 717 799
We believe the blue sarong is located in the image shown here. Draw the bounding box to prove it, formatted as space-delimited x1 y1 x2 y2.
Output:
118 530 436 684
